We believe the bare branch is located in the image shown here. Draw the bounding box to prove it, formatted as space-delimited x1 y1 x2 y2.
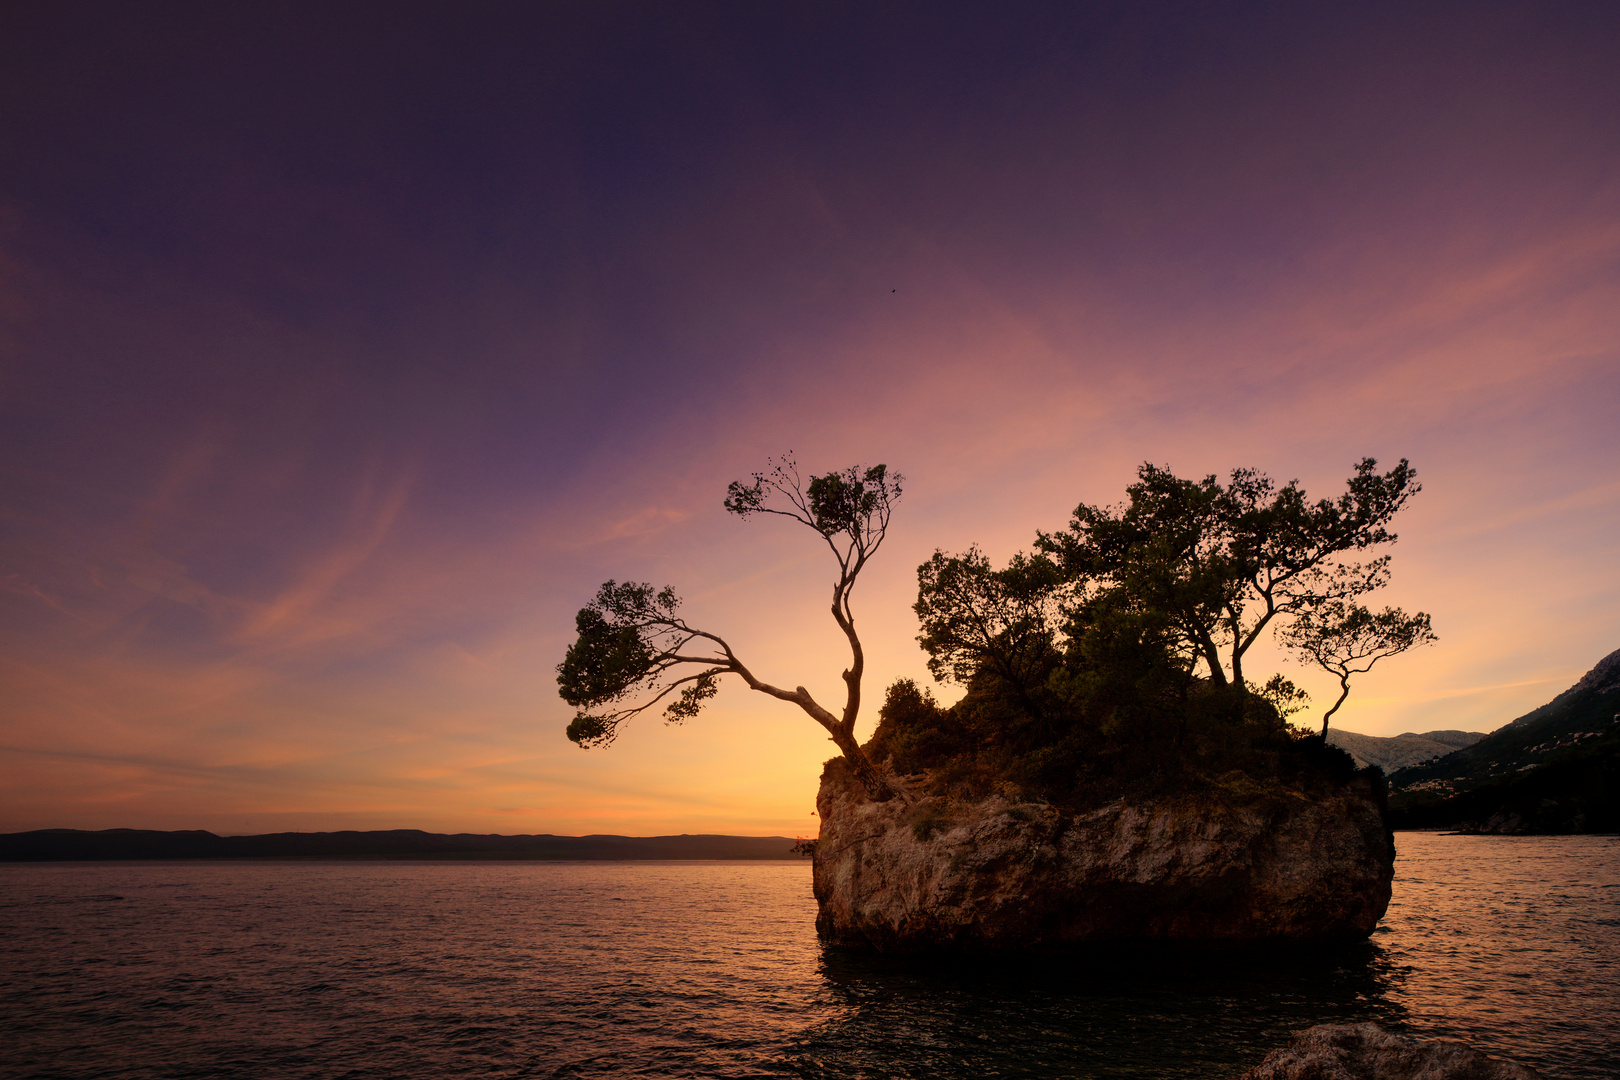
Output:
1280 601 1437 736
559 457 902 799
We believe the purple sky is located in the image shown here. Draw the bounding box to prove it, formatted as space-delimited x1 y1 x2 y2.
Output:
2 2 1617 835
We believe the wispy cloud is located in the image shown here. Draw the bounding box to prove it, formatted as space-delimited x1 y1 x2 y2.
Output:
2 3 1616 834
235 468 415 650
603 506 691 542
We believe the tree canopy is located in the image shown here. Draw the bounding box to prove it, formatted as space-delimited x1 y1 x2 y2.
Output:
1034 458 1421 689
912 546 1068 708
882 458 1435 804
560 455 1435 809
557 457 901 798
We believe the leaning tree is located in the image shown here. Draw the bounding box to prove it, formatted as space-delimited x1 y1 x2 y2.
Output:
1280 600 1437 736
556 457 900 799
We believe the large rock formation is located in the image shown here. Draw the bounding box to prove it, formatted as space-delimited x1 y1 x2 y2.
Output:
812 758 1394 950
1240 1023 1542 1080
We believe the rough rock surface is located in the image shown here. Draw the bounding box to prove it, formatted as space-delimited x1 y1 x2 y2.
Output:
1240 1023 1542 1080
812 758 1393 949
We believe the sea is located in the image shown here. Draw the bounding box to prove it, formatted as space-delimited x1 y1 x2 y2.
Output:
0 832 1614 1080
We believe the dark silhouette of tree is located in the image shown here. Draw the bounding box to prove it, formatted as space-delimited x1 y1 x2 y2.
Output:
896 458 1432 797
557 457 901 799
1034 458 1422 691
913 546 1068 717
1281 600 1437 736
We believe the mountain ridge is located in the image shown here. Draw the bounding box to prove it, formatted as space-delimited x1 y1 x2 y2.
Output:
1324 728 1485 771
1387 647 1620 833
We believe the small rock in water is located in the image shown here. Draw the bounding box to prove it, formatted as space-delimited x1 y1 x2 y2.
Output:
1240 1023 1542 1080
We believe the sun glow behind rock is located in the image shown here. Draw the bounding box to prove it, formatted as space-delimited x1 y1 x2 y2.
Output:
0 3 1616 834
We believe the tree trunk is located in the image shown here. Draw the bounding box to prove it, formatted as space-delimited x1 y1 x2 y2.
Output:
830 729 894 801
1320 674 1352 738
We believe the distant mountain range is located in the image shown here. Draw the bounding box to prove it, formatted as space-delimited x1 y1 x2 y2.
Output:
0 829 804 862
1385 646 1620 834
1324 727 1485 771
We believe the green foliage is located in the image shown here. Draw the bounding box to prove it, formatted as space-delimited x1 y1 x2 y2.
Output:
910 802 951 840
557 456 903 801
556 580 721 747
866 679 972 776
725 458 902 552
913 546 1067 701
1257 674 1311 720
1035 458 1421 689
874 458 1428 807
565 712 613 749
663 673 719 723
556 582 670 709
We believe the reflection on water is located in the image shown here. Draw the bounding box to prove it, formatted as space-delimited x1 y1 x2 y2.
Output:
1373 832 1619 1078
791 944 1409 1079
0 833 1614 1079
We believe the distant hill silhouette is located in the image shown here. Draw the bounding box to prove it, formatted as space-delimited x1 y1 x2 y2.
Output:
1325 728 1485 771
1387 647 1620 833
0 829 803 862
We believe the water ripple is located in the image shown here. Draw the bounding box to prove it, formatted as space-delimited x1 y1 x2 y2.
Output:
0 834 1614 1079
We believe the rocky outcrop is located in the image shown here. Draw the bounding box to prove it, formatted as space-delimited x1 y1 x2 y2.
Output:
812 758 1393 950
1240 1023 1542 1079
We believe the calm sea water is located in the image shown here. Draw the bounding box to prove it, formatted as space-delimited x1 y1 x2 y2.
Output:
0 832 1614 1080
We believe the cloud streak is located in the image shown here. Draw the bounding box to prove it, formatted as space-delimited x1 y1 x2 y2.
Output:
1 3 1616 833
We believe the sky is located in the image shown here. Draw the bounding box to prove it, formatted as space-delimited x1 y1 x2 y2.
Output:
2 2 1617 837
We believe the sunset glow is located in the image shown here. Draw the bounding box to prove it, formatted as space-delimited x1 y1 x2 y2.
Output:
1 4 1616 835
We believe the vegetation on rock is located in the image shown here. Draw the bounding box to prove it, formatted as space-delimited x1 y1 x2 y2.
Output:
871 459 1433 809
556 455 1436 814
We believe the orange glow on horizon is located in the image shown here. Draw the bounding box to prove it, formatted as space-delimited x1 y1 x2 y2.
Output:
1 4 1616 835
